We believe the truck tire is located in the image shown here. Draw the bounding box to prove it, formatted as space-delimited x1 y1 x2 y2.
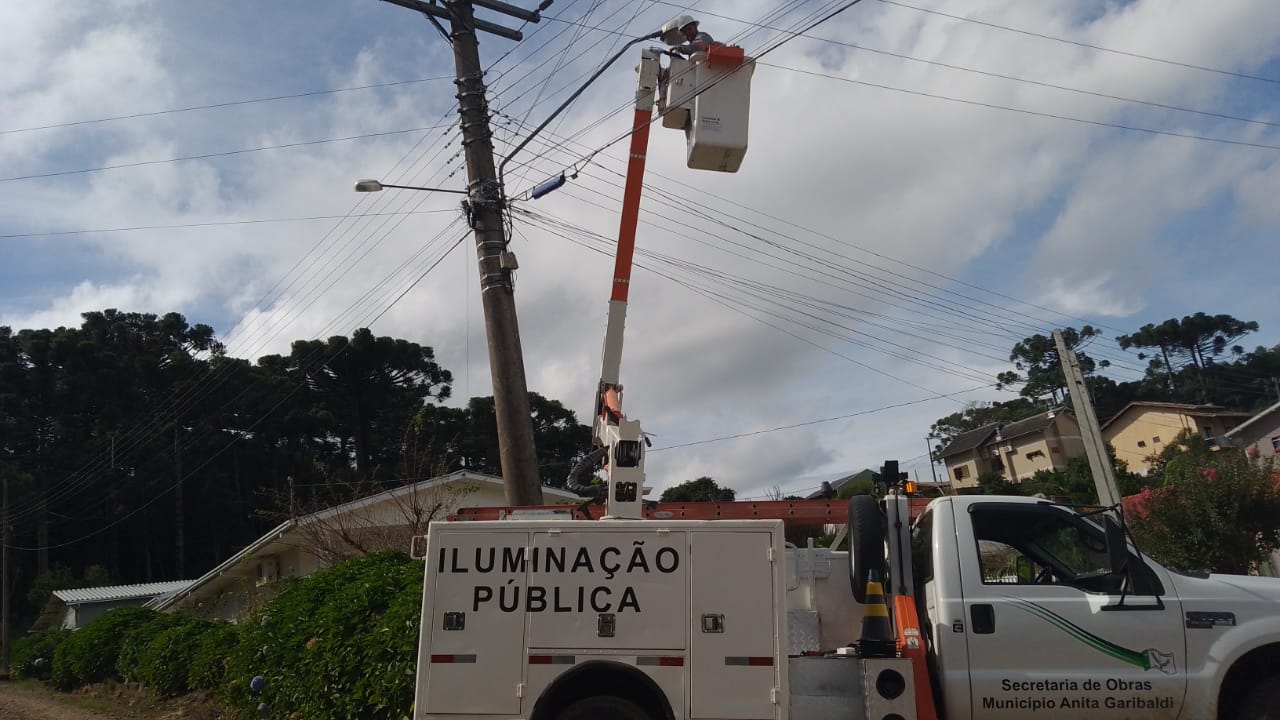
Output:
557 695 651 720
848 495 886 603
1238 676 1280 720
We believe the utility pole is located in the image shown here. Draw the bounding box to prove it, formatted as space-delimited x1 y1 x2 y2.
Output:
175 421 184 578
924 436 940 485
2 472 9 674
1054 329 1121 507
442 0 543 505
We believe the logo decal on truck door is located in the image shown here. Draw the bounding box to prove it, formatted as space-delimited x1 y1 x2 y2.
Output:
1008 598 1176 675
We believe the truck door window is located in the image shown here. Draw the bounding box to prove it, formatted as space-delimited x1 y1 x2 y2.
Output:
970 505 1120 593
911 509 933 585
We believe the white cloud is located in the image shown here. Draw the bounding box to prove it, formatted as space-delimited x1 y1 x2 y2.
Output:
3 0 1279 495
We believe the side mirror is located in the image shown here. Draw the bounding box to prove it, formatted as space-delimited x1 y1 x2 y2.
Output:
1104 514 1129 578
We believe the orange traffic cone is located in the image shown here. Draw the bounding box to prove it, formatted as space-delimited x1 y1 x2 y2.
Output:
857 569 897 658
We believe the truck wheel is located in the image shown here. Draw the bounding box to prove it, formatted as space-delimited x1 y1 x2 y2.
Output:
557 695 651 720
848 495 886 603
1239 676 1280 719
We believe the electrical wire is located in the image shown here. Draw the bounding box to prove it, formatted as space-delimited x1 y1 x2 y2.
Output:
0 209 458 240
0 124 456 183
647 2 1280 130
759 62 1280 153
648 382 994 452
0 76 454 135
5 233 469 550
876 0 1280 86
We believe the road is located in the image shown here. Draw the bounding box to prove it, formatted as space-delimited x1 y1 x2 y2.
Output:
0 682 127 720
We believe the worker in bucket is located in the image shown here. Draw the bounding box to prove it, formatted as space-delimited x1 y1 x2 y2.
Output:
670 17 719 57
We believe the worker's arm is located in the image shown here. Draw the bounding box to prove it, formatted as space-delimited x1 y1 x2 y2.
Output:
672 31 719 57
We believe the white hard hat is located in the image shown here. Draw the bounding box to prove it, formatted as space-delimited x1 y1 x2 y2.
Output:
660 15 699 46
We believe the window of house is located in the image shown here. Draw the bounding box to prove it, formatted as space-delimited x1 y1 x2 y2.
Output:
1152 436 1161 444
1137 440 1147 448
1271 436 1280 454
954 466 969 480
1025 450 1045 460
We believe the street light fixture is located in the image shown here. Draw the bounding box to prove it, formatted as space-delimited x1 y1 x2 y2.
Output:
353 179 468 194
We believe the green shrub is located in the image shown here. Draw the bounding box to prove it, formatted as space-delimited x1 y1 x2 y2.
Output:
116 612 203 683
137 619 217 697
51 607 156 690
188 622 240 691
220 551 423 720
12 628 71 680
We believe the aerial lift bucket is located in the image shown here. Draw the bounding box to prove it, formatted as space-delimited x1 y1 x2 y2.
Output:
661 45 755 172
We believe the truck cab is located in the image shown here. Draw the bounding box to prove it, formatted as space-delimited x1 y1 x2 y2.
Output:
912 495 1280 719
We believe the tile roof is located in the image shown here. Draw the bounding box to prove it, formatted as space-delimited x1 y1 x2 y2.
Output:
936 408 1066 459
936 425 998 459
1224 400 1280 438
53 580 193 605
1100 401 1255 431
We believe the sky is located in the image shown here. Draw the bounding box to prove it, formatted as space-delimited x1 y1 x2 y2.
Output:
3 0 1279 501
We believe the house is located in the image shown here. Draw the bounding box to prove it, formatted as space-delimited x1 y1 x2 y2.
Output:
1223 400 1280 469
150 471 580 620
805 469 873 498
31 580 193 631
1101 402 1254 475
936 408 1085 489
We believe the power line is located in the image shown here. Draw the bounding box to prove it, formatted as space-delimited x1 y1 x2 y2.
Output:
876 0 1280 86
646 3 1280 129
649 383 994 452
0 124 456 183
0 76 454 135
760 62 1280 153
0 209 457 239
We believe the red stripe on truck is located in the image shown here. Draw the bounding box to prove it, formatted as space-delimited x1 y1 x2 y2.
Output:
431 654 477 664
724 656 774 666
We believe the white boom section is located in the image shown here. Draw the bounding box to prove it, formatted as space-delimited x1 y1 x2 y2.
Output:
591 49 662 520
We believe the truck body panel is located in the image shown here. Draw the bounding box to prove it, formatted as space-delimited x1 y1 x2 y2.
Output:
413 519 787 720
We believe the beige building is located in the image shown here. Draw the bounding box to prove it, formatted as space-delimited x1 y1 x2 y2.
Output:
937 408 1085 489
151 471 579 620
1100 402 1253 475
1223 400 1280 469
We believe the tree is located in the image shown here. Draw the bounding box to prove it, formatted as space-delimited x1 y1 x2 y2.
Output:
269 329 452 480
1024 452 1143 505
996 326 1108 405
976 471 1024 496
1118 313 1258 401
660 477 736 502
1127 430 1280 574
409 392 591 488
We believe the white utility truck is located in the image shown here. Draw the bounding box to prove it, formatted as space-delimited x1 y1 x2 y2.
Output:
413 486 1280 720
411 15 1280 720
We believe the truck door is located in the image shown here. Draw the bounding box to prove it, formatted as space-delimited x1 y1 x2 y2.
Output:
956 502 1185 718
690 530 780 720
423 530 529 715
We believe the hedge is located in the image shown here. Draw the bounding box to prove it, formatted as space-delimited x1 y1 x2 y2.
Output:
219 551 423 720
51 606 157 690
12 628 71 680
28 550 425 719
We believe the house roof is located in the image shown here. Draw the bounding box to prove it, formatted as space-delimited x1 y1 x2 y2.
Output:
936 426 998 459
152 471 581 612
1224 400 1280 439
302 470 580 525
936 408 1065 459
805 469 872 498
54 580 193 605
1100 401 1255 432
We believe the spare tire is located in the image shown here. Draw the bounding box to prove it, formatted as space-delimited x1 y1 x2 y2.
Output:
848 495 886 603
